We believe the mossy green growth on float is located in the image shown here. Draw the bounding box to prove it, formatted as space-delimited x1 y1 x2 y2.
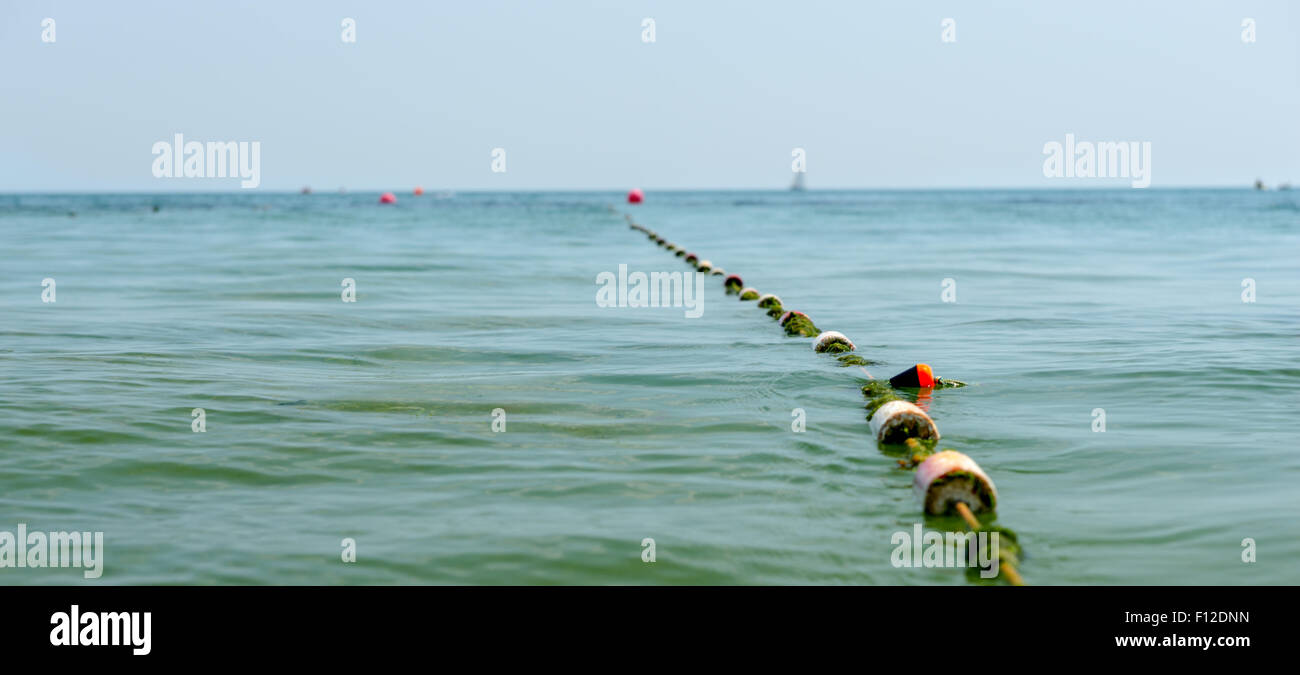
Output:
723 274 743 294
785 318 819 337
861 380 894 398
954 525 1022 585
861 380 901 419
897 438 939 467
914 450 997 515
870 401 941 445
739 288 760 301
813 331 855 353
778 311 820 337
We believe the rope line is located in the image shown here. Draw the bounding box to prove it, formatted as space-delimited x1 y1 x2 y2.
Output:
627 217 1027 585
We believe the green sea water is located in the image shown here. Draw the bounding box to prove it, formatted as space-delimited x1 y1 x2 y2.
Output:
1 189 1297 585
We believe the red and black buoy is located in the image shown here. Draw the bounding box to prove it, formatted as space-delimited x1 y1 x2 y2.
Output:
889 364 935 388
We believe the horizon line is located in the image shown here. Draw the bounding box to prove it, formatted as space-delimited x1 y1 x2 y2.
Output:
0 184 1282 196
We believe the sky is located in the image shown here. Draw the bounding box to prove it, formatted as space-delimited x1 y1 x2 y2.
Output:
2 0 1297 191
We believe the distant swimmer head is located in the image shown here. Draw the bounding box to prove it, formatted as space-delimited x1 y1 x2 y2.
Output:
627 188 644 204
756 294 782 309
913 450 997 515
724 274 744 293
813 331 855 353
738 287 760 301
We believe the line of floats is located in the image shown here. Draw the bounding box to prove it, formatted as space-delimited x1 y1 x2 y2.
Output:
626 213 1025 585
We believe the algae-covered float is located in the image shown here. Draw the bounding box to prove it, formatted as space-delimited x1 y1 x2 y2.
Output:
914 450 997 515
812 330 854 353
757 294 783 318
861 377 940 444
778 310 820 337
869 400 940 445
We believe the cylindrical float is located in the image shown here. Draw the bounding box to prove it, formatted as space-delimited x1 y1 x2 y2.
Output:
756 294 781 309
779 310 820 337
724 274 744 293
738 287 760 301
813 330 855 353
696 259 712 273
685 253 698 264
913 450 998 515
869 400 939 444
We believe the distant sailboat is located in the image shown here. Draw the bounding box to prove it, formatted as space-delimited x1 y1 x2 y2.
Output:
790 171 806 191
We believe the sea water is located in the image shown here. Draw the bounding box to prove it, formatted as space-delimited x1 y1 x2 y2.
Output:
1 189 1296 584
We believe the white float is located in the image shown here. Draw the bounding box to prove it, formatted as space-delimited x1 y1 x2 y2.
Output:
912 450 998 515
812 330 854 352
869 399 939 444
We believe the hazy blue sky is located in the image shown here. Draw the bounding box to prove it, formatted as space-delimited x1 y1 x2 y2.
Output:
3 1 1297 191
